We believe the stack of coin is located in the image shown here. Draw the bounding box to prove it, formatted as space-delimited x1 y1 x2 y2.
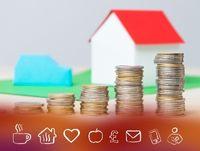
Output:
47 93 75 115
80 85 109 116
154 52 185 116
115 65 144 115
14 102 44 114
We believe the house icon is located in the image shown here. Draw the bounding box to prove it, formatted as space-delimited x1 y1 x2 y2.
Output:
38 128 57 144
89 10 184 86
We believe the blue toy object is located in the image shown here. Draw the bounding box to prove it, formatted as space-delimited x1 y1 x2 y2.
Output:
14 55 72 86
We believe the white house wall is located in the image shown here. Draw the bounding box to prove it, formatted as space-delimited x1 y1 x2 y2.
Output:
134 44 182 86
91 13 136 85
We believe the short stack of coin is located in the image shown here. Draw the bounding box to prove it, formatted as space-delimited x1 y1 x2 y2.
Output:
154 52 185 116
80 85 109 116
14 102 44 114
115 65 144 115
47 93 75 115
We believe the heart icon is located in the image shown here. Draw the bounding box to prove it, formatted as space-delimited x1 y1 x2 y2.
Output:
63 129 80 143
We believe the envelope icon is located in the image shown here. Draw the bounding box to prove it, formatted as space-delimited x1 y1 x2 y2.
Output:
126 130 142 143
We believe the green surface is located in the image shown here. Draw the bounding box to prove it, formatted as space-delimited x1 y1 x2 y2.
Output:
0 70 200 99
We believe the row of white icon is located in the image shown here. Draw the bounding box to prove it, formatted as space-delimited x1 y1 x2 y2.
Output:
13 124 183 146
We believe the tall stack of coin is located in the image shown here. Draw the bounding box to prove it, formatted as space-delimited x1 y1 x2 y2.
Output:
14 102 44 114
115 65 144 115
47 93 75 115
154 52 185 116
80 85 109 116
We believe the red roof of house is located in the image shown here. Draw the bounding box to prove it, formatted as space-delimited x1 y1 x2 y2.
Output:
89 10 184 44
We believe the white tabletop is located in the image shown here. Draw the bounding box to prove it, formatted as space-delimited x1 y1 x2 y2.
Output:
0 67 199 119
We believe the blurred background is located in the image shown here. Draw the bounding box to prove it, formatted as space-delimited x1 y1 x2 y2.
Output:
0 0 199 70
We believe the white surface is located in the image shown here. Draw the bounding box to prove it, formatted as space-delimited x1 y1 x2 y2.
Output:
0 89 200 119
0 67 199 119
91 12 183 86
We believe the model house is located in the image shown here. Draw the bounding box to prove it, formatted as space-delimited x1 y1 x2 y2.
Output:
89 10 184 86
14 55 72 86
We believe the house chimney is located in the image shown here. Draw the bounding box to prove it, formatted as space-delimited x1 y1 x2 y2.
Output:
51 128 55 134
